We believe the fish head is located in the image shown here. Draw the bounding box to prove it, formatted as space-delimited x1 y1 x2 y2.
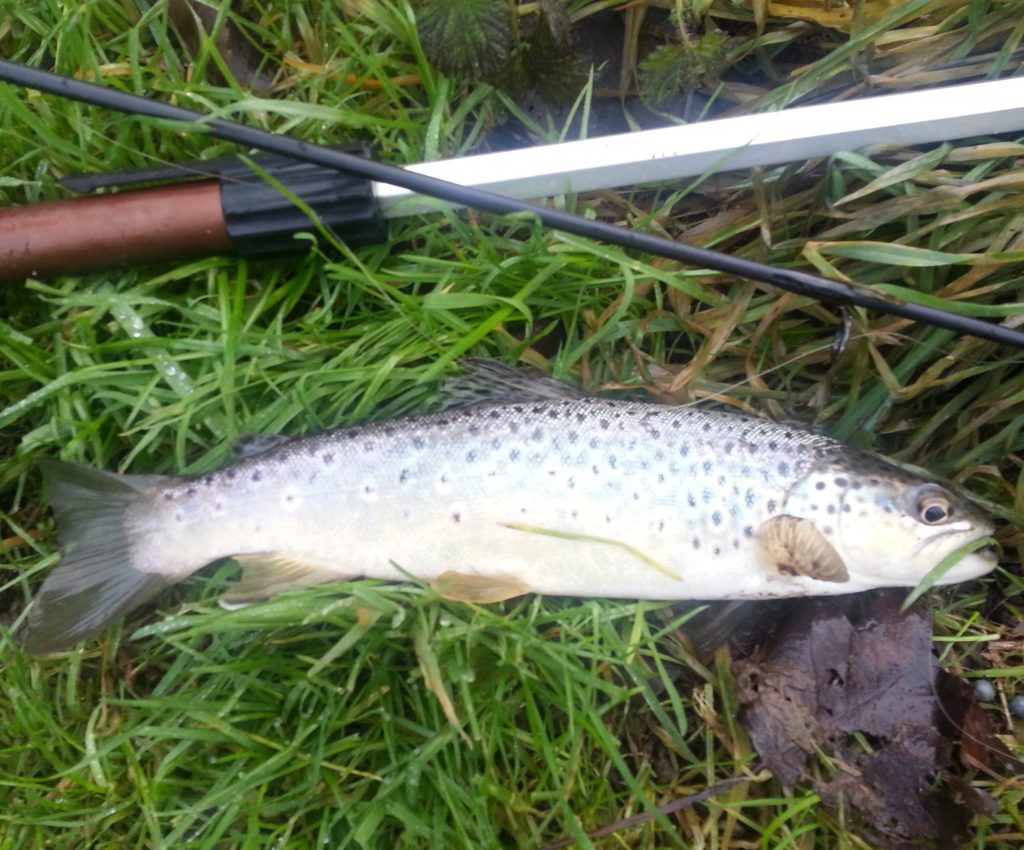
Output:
787 459 997 589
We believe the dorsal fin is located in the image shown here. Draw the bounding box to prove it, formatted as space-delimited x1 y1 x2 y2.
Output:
232 433 292 458
440 359 589 409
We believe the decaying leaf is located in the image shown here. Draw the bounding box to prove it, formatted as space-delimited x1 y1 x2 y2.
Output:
168 0 275 92
734 590 1009 850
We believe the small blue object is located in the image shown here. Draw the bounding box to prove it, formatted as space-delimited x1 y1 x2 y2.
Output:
973 679 996 702
1010 694 1024 719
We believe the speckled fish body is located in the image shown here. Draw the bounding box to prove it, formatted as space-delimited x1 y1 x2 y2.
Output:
21 365 997 653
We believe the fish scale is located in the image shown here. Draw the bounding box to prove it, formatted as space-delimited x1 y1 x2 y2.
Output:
20 362 997 653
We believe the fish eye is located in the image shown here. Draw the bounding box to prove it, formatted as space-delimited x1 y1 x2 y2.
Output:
917 492 953 525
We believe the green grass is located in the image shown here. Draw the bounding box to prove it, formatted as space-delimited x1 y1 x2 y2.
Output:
2 1 1024 848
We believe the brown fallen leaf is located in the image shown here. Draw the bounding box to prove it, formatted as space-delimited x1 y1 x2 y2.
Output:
733 590 992 850
168 0 275 93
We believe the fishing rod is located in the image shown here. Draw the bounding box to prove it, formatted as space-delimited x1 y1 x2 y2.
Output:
2 58 1024 348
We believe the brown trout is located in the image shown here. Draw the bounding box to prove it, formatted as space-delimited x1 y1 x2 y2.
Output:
20 361 997 653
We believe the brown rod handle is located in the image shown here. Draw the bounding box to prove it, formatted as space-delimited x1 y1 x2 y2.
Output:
0 181 235 282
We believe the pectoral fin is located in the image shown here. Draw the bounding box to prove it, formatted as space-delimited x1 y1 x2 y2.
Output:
220 554 344 609
754 515 849 583
430 570 532 603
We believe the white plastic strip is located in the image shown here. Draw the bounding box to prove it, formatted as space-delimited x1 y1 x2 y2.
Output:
374 77 1024 218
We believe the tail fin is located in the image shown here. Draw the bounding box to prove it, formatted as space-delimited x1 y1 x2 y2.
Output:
20 459 177 654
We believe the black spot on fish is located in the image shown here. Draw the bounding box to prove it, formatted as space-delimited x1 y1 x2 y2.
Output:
249 473 261 484
568 477 576 489
571 508 579 520
778 462 790 476
692 537 700 550
465 450 476 463
609 456 618 470
452 512 461 523
687 494 697 508
225 469 237 480
605 515 612 524
413 436 425 449
703 461 713 474
658 520 665 532
633 492 640 501
718 475 727 486
851 480 863 490
400 469 410 483
843 504 852 513
744 526 754 538
175 512 184 523
712 511 722 526
768 441 778 451
834 477 848 488
163 492 175 500
493 438 503 449
592 465 600 475
713 546 721 556
827 504 836 515
187 485 198 495
767 499 776 512
733 539 740 549
815 481 826 490
531 428 544 442
702 489 713 504
440 474 449 485
568 431 579 444
680 444 690 458
323 453 334 465
657 473 665 484
488 410 501 419
547 409 560 419
702 422 711 433
510 449 520 461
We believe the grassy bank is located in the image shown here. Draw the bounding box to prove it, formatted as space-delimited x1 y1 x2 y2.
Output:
2 1 1023 847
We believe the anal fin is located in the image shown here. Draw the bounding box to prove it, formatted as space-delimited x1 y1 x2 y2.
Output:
754 515 849 583
430 570 532 603
220 553 345 609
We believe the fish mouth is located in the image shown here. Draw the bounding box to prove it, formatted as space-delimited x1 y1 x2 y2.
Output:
912 524 993 559
976 541 1001 563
